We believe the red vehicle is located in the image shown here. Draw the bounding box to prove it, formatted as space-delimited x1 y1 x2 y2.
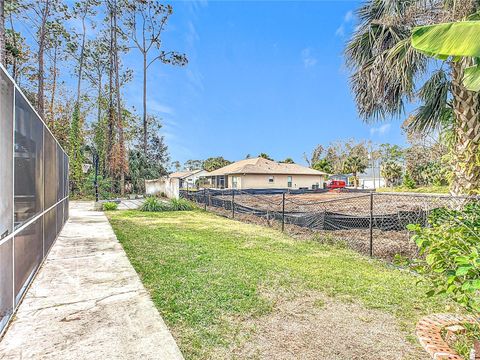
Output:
326 179 346 189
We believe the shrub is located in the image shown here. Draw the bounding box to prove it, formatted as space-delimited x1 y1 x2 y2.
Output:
103 202 118 211
140 197 196 212
140 197 171 212
403 171 416 189
408 201 480 312
170 198 196 211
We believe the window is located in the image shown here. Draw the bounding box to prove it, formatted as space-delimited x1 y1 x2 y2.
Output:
232 176 238 189
287 176 292 188
268 176 274 183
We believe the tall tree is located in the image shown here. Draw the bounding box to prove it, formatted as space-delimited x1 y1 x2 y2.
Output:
85 37 109 174
25 0 66 118
303 144 324 167
258 153 274 161
122 0 187 154
70 0 98 105
34 0 49 118
280 158 295 164
113 2 127 195
345 0 480 194
184 159 203 171
45 21 69 128
0 0 5 66
171 161 181 172
203 157 231 172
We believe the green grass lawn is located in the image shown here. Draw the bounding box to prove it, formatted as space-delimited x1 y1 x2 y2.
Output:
377 185 450 194
108 210 451 359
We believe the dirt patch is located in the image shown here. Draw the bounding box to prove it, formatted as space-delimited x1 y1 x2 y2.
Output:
215 191 453 215
215 289 428 360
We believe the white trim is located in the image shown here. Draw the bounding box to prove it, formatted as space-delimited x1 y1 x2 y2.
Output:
0 205 66 340
0 64 69 157
11 79 16 315
0 197 69 248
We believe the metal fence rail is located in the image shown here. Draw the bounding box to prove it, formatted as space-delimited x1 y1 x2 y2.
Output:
180 188 478 261
0 65 69 336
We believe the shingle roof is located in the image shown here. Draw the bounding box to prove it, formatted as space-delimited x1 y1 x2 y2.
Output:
169 169 205 179
207 157 327 176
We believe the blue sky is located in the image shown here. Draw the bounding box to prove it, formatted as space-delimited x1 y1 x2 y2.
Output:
123 0 409 166
17 0 410 166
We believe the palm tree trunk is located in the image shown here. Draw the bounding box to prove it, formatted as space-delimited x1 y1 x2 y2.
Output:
450 59 480 195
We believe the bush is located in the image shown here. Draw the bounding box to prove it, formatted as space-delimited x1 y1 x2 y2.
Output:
140 197 196 212
103 202 118 211
170 198 196 211
408 201 480 312
403 171 416 189
140 197 171 212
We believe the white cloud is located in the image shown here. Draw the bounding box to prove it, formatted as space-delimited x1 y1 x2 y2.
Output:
301 48 317 68
148 99 175 116
336 9 355 37
370 123 391 136
344 10 354 23
335 25 345 37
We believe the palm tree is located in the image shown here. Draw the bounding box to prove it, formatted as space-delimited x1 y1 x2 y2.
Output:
312 158 333 174
345 0 480 195
344 156 367 188
381 161 403 187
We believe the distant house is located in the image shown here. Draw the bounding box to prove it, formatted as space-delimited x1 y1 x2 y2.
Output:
358 167 385 189
330 167 385 189
169 169 210 189
206 157 327 190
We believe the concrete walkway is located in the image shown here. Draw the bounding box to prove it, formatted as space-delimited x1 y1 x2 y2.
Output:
0 202 183 360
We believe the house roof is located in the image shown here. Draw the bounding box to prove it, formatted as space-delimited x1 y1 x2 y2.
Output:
207 157 327 176
169 169 207 179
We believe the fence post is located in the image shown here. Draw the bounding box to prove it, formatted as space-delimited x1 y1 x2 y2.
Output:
204 188 207 211
369 192 374 257
282 192 285 232
232 189 235 219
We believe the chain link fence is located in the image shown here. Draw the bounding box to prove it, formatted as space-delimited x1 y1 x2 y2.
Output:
69 177 148 202
180 189 479 261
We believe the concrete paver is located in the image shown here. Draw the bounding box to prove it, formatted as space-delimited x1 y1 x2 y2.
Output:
0 202 183 360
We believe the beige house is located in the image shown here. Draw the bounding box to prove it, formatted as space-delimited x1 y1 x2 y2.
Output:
169 169 210 188
207 157 327 190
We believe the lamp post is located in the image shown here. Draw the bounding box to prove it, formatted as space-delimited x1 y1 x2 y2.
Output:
89 147 99 202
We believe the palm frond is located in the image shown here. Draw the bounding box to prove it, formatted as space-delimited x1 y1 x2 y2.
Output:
345 0 429 122
407 69 452 133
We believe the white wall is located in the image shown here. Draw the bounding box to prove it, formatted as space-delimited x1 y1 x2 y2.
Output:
360 178 386 189
145 177 180 199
